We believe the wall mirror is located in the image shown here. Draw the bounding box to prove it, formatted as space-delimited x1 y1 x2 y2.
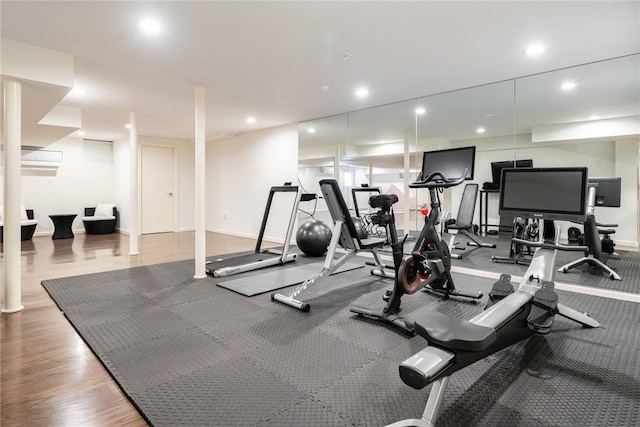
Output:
297 54 639 258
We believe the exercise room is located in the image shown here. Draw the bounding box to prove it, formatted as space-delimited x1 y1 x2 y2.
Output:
1 2 639 426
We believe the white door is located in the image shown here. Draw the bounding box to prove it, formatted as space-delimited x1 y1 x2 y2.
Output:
141 145 175 234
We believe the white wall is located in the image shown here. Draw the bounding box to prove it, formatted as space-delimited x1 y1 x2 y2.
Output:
10 136 116 235
206 124 299 244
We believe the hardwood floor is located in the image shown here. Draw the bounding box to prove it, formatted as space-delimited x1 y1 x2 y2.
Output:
1 231 263 427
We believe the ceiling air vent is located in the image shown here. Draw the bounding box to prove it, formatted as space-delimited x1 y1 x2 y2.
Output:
337 52 355 61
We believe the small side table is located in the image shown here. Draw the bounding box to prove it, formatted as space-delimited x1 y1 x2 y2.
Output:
49 214 77 239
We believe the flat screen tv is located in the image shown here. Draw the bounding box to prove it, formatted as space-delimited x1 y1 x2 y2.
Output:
499 167 588 223
421 146 476 181
588 177 621 208
491 159 533 187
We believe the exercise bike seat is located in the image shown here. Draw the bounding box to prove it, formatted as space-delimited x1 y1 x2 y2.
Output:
413 311 497 352
369 194 398 209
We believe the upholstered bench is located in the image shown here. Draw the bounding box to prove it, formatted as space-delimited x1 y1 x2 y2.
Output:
0 205 38 241
82 204 118 234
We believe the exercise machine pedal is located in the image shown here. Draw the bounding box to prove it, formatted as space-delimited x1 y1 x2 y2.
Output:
527 281 558 334
486 274 514 309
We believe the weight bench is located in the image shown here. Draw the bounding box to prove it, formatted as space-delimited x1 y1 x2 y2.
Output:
272 178 397 312
558 184 621 280
447 183 495 259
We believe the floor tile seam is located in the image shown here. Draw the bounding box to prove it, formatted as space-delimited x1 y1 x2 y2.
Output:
318 316 413 357
84 323 203 357
152 290 223 309
255 393 353 426
235 337 379 397
56 288 157 313
552 325 640 350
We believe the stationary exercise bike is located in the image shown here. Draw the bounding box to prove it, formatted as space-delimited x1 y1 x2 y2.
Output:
350 159 482 334
398 169 483 302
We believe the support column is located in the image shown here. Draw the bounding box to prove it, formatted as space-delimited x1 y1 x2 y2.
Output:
2 79 24 313
129 112 139 255
403 135 411 230
194 86 206 278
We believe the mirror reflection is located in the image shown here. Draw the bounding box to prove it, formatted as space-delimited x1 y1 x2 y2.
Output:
297 54 639 287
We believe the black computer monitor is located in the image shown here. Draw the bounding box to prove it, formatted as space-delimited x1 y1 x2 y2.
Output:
499 167 588 223
589 177 621 207
421 146 476 180
491 159 533 187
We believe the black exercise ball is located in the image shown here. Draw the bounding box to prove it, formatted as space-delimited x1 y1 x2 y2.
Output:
296 219 332 257
352 217 368 239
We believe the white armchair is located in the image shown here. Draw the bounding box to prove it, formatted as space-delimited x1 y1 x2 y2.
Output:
0 205 38 241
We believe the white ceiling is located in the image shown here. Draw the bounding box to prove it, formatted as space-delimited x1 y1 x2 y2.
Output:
1 1 639 143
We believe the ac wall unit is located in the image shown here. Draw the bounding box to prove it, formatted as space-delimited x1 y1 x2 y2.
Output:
20 147 63 168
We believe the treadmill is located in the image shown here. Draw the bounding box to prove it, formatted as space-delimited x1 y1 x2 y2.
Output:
206 183 314 278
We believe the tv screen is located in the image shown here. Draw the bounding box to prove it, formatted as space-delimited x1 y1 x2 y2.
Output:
421 146 476 181
499 167 588 223
589 177 621 207
491 159 533 186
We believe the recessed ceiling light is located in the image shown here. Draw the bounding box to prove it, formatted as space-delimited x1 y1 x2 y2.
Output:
322 85 330 91
139 18 162 35
525 43 545 56
355 87 369 98
476 127 486 134
561 81 577 91
307 127 316 134
71 87 88 97
77 130 86 136
125 124 131 129
246 116 256 124
415 107 426 115
589 115 601 120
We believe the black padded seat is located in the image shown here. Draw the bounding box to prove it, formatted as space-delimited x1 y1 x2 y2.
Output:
413 311 497 352
369 194 399 209
82 206 118 234
0 208 38 241
447 183 477 230
319 179 394 251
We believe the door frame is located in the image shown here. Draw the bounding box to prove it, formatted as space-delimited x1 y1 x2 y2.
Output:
139 143 179 234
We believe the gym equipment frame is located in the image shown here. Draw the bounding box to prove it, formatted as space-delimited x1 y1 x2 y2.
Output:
446 182 496 259
205 183 308 278
558 177 621 280
272 178 397 312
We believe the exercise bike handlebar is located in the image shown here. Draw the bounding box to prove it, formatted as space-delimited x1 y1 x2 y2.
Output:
409 169 467 189
511 237 588 253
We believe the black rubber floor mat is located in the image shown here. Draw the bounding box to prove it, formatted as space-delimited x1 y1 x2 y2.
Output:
42 258 640 426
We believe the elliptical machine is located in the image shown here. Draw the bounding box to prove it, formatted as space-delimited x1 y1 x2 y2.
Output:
350 146 482 335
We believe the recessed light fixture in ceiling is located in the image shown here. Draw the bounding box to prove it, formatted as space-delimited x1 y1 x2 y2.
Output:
246 116 256 124
525 42 545 56
139 18 163 35
589 115 601 120
71 87 88 97
77 130 86 136
125 124 132 129
476 127 486 134
561 81 577 91
415 107 426 116
355 87 369 98
307 127 316 134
